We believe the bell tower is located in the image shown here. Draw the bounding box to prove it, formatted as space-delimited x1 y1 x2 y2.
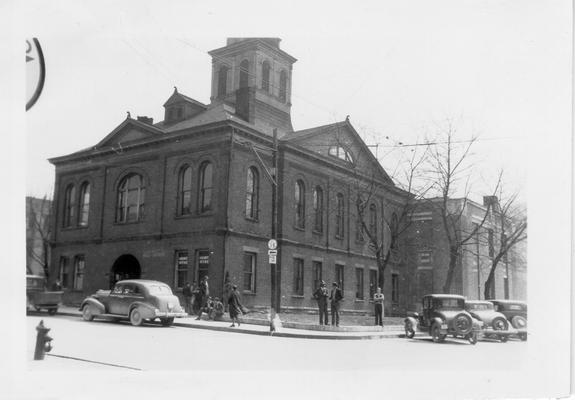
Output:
208 38 297 135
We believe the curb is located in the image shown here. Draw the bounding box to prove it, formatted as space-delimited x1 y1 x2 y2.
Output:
48 309 404 340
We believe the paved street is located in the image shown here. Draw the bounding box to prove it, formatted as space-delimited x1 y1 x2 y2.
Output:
26 314 527 372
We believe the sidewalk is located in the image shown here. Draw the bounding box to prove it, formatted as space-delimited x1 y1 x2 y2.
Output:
55 306 405 340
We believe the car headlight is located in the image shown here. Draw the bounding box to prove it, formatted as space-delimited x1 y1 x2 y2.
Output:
168 302 174 311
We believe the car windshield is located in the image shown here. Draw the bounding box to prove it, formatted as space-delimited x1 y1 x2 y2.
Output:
435 298 464 309
147 284 173 295
467 303 493 311
27 277 44 289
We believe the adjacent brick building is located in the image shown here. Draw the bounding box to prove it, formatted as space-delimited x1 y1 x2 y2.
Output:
49 38 410 314
26 196 52 277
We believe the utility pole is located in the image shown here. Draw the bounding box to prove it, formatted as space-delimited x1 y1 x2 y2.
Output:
476 234 481 299
271 128 280 314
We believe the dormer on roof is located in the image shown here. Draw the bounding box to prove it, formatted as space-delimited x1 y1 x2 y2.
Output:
163 87 208 125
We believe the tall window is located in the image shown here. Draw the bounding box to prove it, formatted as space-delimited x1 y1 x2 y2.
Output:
369 204 377 237
245 167 259 219
73 255 85 290
78 182 90 227
261 61 270 92
198 162 213 213
243 252 257 293
295 180 305 229
63 184 76 227
293 258 304 295
196 250 210 283
217 65 228 97
336 264 345 292
239 60 249 88
178 166 192 216
355 215 364 242
116 174 145 223
312 261 322 292
335 193 345 238
175 250 188 289
369 269 378 299
59 256 69 289
279 70 287 102
355 268 364 299
313 187 323 232
392 273 399 303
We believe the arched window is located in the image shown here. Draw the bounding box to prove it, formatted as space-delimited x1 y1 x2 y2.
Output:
217 65 229 97
261 61 271 92
63 184 76 228
116 174 145 223
390 212 399 234
178 165 192 215
239 60 249 89
313 186 323 232
245 167 259 219
279 70 287 102
369 203 377 237
198 161 213 213
78 182 90 227
328 146 354 163
335 193 345 238
295 180 305 229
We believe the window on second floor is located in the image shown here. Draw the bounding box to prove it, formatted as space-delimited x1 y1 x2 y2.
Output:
295 180 305 229
198 161 213 213
245 167 259 220
116 174 145 223
313 186 323 232
335 193 345 238
63 184 76 228
261 61 270 92
178 165 193 216
78 182 90 227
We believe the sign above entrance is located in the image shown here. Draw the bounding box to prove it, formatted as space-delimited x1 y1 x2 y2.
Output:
268 239 278 250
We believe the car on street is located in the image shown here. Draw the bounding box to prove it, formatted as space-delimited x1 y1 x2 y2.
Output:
80 279 187 326
26 274 63 315
489 299 527 341
465 300 512 342
404 294 482 344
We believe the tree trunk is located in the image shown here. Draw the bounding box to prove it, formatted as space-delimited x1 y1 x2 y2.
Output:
442 247 459 293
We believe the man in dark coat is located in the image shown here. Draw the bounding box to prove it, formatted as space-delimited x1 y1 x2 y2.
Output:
182 282 193 315
329 282 343 327
313 280 329 325
195 275 210 320
228 285 243 327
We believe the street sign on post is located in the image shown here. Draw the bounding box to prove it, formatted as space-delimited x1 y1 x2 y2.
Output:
268 249 277 264
268 239 277 250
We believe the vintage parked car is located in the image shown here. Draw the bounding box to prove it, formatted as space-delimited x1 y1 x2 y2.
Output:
26 274 63 315
404 294 483 344
465 300 512 342
489 300 527 341
80 279 187 326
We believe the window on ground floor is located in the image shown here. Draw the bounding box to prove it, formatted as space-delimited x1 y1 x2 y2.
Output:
243 252 256 293
312 261 322 292
355 268 364 299
335 264 344 292
293 258 304 295
175 250 189 289
58 256 69 289
73 255 85 290
369 269 378 300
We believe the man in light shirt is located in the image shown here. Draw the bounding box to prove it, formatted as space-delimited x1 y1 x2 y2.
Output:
373 287 384 326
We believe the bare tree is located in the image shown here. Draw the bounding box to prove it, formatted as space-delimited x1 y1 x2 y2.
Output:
482 194 527 299
425 123 501 293
26 195 52 279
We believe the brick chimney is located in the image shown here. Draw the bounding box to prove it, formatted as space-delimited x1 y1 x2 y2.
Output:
483 196 500 212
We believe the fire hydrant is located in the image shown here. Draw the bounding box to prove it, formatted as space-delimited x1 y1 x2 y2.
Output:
34 320 53 360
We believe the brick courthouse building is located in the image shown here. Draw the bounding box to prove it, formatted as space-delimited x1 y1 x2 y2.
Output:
49 38 410 314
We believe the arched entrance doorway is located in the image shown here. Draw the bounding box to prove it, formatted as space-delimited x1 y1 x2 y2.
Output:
110 254 141 288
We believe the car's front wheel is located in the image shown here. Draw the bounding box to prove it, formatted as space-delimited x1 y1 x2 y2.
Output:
161 317 174 327
431 324 445 343
82 305 94 321
130 308 144 326
492 317 508 331
511 316 527 330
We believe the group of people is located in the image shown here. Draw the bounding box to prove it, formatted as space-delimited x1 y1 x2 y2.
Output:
313 281 385 327
182 276 245 327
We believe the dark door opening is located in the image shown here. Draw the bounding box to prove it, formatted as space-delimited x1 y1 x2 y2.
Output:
110 254 141 288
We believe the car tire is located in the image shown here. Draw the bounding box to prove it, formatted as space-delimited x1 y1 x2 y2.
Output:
453 313 473 335
161 317 174 327
82 305 94 321
48 308 57 316
431 324 445 343
130 308 144 326
511 316 527 329
467 332 478 345
492 317 508 331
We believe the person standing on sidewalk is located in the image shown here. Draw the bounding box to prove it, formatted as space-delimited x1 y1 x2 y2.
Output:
195 275 209 320
329 282 343 327
182 282 193 315
228 285 243 327
373 287 384 326
313 281 329 325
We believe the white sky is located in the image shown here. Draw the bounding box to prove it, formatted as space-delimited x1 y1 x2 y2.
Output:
20 0 571 203
4 1 573 398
